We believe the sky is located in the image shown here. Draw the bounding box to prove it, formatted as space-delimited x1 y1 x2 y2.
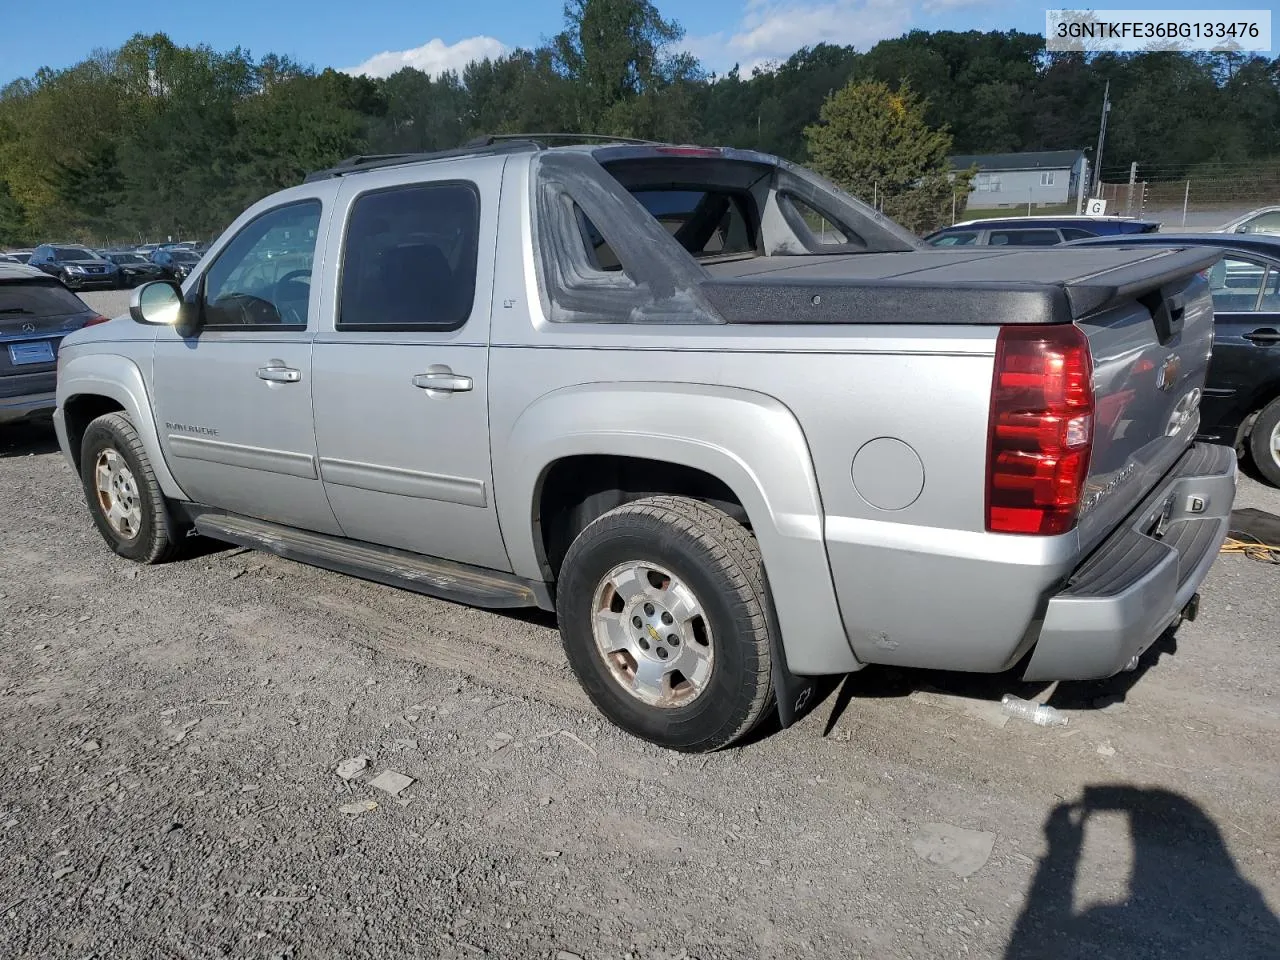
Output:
0 0 1274 85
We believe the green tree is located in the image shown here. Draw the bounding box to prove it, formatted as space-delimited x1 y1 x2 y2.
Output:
552 0 693 135
804 79 969 233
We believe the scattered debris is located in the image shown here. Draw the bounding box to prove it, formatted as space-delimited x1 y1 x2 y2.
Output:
1097 742 1117 757
338 799 378 817
168 719 201 748
368 770 414 796
909 688 1009 729
487 732 514 752
335 756 371 781
559 730 597 757
912 822 996 878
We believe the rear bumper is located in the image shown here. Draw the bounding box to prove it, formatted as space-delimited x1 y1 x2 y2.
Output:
0 390 57 423
1022 442 1237 681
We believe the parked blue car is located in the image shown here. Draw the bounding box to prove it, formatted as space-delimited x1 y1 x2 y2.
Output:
924 216 1160 247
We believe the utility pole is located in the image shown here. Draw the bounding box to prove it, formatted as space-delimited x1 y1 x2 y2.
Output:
1076 157 1089 215
1126 161 1137 216
1092 80 1111 199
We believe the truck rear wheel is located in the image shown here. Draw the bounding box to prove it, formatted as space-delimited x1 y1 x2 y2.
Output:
80 412 184 564
555 496 773 752
1248 398 1280 487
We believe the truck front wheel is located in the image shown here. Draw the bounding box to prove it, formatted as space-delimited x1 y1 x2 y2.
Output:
79 412 184 564
555 496 774 752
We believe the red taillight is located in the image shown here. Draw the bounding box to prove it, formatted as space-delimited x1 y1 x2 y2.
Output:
985 324 1094 535
84 314 110 327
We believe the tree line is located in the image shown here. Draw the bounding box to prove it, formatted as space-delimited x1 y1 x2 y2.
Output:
1 0 1277 243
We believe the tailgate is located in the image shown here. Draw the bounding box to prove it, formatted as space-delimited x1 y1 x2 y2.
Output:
1071 250 1222 553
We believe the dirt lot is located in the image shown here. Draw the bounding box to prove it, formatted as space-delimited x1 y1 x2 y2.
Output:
2 369 1279 957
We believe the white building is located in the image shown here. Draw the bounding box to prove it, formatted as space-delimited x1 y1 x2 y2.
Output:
950 150 1086 209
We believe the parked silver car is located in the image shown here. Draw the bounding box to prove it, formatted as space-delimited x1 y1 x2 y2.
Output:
1218 205 1280 236
53 138 1235 751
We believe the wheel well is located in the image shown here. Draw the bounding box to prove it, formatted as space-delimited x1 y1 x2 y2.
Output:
536 455 748 579
62 395 125 470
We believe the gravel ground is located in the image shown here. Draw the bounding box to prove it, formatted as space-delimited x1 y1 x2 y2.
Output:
2 366 1279 957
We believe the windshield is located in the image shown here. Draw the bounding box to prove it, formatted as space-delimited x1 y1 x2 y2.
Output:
0 281 90 318
171 252 201 263
110 253 145 264
54 247 100 260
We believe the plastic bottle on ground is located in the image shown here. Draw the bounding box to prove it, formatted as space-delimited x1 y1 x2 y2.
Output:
1001 693 1069 727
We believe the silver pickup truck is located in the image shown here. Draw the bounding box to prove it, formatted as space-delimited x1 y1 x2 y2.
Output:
54 137 1236 751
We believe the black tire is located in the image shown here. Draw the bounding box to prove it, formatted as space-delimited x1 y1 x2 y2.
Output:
1248 398 1280 487
555 495 774 752
79 412 184 563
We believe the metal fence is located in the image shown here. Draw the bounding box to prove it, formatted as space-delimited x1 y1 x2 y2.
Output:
1096 171 1280 229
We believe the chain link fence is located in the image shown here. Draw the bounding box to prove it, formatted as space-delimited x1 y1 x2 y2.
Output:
1096 165 1280 229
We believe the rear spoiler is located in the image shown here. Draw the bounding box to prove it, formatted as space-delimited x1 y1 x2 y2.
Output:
702 248 1223 326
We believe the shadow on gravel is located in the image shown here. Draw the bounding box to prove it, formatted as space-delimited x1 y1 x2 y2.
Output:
0 416 60 458
820 624 1184 734
1005 786 1280 960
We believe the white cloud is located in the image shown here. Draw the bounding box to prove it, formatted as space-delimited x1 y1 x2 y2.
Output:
342 36 508 79
686 0 915 74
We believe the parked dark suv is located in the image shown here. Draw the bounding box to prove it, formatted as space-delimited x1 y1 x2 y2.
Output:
28 244 121 290
1 263 108 424
103 251 167 288
148 247 203 281
924 216 1160 247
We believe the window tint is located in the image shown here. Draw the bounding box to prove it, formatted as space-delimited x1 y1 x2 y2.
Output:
55 247 98 260
203 200 321 328
629 188 756 259
987 229 1061 246
929 231 979 246
1060 227 1096 241
339 182 479 330
0 281 90 318
1206 256 1265 312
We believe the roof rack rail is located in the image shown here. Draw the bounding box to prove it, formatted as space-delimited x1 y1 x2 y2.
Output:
464 133 669 147
303 139 543 183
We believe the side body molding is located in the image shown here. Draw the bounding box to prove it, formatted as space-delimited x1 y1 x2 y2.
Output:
495 381 860 675
54 352 190 502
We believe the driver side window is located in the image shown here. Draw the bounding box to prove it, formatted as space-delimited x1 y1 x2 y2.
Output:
203 200 322 329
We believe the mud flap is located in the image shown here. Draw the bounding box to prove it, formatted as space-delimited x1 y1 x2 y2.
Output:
762 570 821 728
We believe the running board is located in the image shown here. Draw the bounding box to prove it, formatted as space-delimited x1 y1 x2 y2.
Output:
191 511 552 611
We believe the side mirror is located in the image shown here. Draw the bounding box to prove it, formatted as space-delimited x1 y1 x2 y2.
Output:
129 280 201 337
1236 224 1250 234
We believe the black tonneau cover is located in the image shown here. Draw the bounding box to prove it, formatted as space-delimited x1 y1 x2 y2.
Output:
700 247 1223 325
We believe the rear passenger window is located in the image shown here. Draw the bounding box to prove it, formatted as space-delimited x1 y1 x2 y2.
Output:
929 231 979 246
988 229 1062 246
339 182 480 331
1060 228 1096 241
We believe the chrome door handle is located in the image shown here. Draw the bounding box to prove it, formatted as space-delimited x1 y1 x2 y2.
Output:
1243 328 1280 344
256 362 301 383
412 370 473 393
